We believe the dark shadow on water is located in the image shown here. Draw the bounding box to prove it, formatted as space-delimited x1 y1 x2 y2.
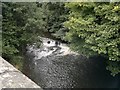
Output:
23 53 120 88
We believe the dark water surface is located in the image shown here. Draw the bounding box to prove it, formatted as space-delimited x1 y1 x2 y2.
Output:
23 38 120 88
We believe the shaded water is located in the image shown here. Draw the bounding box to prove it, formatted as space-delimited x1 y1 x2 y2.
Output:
23 37 119 88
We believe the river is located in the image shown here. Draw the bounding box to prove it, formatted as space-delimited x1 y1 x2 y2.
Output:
23 37 120 88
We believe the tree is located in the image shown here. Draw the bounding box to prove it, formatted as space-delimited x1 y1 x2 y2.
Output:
45 2 69 40
36 2 69 40
64 2 120 76
2 2 42 70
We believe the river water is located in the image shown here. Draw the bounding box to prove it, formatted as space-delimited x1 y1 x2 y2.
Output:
23 37 120 88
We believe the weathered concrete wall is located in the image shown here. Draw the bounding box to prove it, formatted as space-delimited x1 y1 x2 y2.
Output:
0 56 42 90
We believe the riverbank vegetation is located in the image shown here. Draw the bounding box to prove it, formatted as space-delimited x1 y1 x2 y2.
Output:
2 2 120 76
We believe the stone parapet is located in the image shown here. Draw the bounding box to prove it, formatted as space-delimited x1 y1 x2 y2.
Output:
0 56 42 90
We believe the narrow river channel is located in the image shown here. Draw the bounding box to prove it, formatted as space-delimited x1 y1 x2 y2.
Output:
23 37 120 88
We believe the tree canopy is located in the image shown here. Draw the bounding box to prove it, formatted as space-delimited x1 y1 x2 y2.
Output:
64 2 120 76
2 2 42 69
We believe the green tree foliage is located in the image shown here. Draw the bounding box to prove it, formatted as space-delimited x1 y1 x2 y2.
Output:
37 2 69 40
2 2 42 69
64 2 120 76
46 2 69 40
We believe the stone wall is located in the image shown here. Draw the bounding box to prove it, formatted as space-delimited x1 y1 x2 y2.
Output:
0 56 42 90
